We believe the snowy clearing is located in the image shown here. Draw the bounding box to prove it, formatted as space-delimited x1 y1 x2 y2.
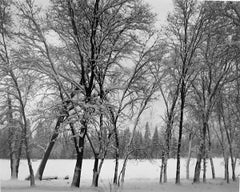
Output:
0 158 239 191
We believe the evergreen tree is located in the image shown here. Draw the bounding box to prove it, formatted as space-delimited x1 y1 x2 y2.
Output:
119 128 131 158
133 131 144 159
151 127 161 158
143 122 151 158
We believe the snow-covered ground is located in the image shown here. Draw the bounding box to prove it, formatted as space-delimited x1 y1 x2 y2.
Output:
0 158 239 192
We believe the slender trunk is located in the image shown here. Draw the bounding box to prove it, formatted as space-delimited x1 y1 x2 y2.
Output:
202 121 207 183
193 134 203 183
230 154 236 181
175 82 185 184
113 124 119 185
225 134 236 181
159 151 164 183
25 138 35 186
113 153 119 185
71 123 87 187
186 133 192 180
118 152 131 187
203 153 206 183
224 129 236 181
207 125 215 179
163 122 172 183
35 116 65 180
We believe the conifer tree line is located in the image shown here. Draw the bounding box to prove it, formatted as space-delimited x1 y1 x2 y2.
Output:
0 0 240 188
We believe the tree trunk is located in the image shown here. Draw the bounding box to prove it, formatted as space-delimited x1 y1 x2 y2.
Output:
224 155 229 183
113 124 119 185
186 133 192 180
118 152 131 187
193 139 203 183
163 159 167 183
193 120 207 183
92 156 99 187
163 121 172 183
71 124 87 187
230 154 236 182
113 153 119 185
25 138 35 186
175 82 185 184
209 157 215 179
159 151 164 183
207 124 215 179
94 158 105 187
10 157 18 179
35 116 64 180
203 153 206 183
8 96 23 179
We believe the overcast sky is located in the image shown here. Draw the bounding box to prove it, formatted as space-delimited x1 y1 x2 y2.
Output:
145 0 174 25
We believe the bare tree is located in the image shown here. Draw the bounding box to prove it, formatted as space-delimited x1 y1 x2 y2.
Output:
165 0 208 184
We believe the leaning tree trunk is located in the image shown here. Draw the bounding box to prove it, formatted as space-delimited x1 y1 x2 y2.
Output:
35 116 65 180
209 157 215 179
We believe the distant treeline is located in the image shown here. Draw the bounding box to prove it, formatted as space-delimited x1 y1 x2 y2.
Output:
0 122 222 159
